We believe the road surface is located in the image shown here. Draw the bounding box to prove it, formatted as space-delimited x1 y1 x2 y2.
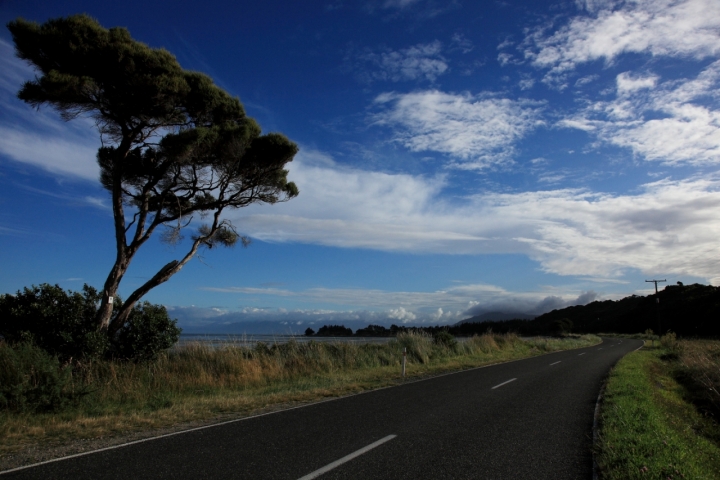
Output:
2 337 642 479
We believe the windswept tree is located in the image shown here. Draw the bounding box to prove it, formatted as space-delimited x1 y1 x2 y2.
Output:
8 15 299 335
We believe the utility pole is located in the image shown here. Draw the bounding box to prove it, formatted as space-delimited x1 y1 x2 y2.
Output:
646 279 666 335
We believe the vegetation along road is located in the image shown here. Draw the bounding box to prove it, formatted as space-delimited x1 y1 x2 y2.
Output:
1 338 642 479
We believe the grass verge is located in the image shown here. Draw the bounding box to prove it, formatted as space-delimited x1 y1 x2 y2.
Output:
0 332 599 469
596 338 720 479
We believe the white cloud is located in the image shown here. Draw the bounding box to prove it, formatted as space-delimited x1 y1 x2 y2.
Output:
227 151 720 284
388 307 417 322
0 38 35 95
498 52 522 67
372 90 544 169
560 61 720 165
574 74 599 87
357 41 448 82
199 281 599 323
526 0 720 86
615 72 658 94
451 33 474 54
574 0 620 13
0 126 99 180
519 76 535 90
0 38 100 181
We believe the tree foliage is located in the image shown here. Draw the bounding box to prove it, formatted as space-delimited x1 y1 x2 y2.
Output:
7 14 299 333
0 284 108 361
315 325 353 336
0 284 181 363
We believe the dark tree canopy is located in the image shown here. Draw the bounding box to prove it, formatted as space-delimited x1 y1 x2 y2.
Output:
8 14 299 333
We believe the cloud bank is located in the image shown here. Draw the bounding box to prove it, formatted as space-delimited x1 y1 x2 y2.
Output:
169 285 601 329
227 151 720 284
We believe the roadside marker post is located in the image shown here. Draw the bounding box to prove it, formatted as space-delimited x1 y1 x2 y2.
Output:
402 348 406 377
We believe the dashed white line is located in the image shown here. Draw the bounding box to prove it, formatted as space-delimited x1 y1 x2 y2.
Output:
578 353 586 356
550 361 562 366
297 435 397 480
491 378 517 390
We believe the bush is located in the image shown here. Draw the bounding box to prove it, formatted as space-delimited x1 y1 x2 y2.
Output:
0 284 181 363
110 302 181 362
0 284 107 362
0 341 75 412
660 331 680 352
551 318 573 335
433 331 458 349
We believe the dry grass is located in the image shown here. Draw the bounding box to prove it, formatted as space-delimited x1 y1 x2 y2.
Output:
675 338 720 418
0 332 600 468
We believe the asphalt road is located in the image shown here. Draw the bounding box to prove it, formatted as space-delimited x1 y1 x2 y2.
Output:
2 337 642 480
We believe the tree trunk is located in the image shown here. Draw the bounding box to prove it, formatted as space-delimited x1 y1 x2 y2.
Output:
107 231 208 334
95 139 133 330
108 260 180 335
95 257 130 330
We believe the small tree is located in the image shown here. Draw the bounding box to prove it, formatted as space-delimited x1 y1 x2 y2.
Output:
551 318 573 335
8 15 299 335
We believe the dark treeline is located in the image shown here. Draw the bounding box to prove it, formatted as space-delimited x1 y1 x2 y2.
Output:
311 283 720 338
528 283 720 337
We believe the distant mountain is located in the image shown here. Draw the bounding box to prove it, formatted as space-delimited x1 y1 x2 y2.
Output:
456 311 536 325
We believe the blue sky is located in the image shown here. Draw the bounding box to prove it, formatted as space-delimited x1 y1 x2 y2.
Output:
1 0 719 332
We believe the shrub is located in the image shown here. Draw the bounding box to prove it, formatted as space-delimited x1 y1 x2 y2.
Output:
0 284 107 362
0 341 75 412
551 318 573 335
0 284 181 363
660 331 680 352
433 331 458 349
110 302 181 362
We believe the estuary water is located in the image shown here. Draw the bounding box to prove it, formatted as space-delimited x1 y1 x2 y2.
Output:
176 333 397 349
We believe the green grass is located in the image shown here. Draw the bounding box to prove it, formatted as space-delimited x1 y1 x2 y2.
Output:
0 332 600 467
596 340 720 479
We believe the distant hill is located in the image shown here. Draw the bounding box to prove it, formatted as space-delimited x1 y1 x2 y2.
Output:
532 283 720 336
454 283 720 337
456 311 536 325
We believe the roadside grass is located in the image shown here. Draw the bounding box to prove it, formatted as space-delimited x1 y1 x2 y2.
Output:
596 338 720 480
0 332 600 466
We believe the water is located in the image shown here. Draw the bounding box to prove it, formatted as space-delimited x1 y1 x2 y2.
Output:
176 333 397 349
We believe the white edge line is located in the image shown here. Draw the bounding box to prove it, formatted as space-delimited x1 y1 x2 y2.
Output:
491 378 517 390
296 435 396 480
550 361 561 365
1 338 603 475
